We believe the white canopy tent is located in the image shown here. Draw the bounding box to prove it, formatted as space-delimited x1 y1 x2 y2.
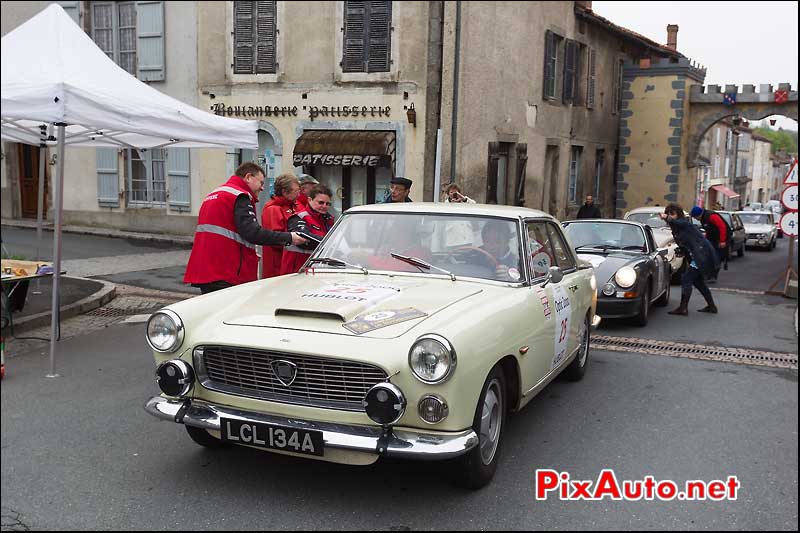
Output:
1 4 258 376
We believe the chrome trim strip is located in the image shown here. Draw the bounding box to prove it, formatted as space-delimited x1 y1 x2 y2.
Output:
144 396 478 460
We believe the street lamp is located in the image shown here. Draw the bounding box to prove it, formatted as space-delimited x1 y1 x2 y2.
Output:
406 103 417 127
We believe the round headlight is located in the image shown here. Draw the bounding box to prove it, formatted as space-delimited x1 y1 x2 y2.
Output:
418 394 449 424
146 310 184 353
363 383 406 426
614 266 637 288
408 334 456 384
156 359 194 397
602 283 616 296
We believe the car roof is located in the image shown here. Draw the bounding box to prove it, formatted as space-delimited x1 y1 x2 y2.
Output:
736 210 772 215
563 218 647 228
624 207 664 215
345 202 556 221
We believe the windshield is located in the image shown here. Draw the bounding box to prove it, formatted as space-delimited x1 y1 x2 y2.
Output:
626 212 666 228
739 213 771 225
564 221 647 252
314 213 524 282
719 212 732 225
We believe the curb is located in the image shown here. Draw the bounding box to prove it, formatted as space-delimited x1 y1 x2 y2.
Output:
1 219 193 246
7 277 117 335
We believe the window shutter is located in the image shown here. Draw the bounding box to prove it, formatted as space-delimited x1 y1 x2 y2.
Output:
543 30 553 99
515 144 528 207
586 47 596 109
234 1 255 74
136 1 165 81
342 1 367 72
57 1 81 26
167 148 191 211
486 142 500 205
97 148 120 208
562 40 576 103
367 1 391 72
254 1 277 73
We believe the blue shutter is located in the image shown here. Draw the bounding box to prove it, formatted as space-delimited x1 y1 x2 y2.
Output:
136 1 165 81
167 148 191 211
56 1 81 26
97 149 120 207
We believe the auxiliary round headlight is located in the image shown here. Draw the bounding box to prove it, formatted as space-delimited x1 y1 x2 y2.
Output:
363 383 406 426
146 310 184 353
602 283 616 296
418 394 449 424
408 334 456 384
156 359 194 397
614 266 637 288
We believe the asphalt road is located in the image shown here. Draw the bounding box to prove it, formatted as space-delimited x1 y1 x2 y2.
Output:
714 235 798 292
1 323 797 531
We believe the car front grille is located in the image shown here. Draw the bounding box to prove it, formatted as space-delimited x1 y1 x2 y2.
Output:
195 346 388 412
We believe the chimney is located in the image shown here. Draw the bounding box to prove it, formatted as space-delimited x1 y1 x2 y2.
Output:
666 24 679 50
575 1 592 10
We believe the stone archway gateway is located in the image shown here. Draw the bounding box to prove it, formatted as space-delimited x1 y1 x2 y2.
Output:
687 83 798 168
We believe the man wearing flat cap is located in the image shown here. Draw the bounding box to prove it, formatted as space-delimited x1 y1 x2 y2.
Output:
383 176 413 203
296 173 319 210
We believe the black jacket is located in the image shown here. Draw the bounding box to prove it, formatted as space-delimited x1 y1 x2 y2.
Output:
576 203 602 219
666 216 720 275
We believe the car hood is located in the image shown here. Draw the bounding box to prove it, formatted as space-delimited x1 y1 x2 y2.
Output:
577 252 641 283
743 223 774 233
222 274 484 338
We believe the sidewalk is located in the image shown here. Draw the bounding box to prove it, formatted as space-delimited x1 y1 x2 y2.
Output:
1 218 193 246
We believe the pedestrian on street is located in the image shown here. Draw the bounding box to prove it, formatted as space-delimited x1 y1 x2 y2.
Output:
280 184 336 275
184 162 307 294
296 173 319 211
261 173 301 279
382 177 413 203
660 203 720 315
576 195 602 219
689 205 731 282
444 183 476 203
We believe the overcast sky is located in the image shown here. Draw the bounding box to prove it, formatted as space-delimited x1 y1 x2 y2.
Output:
593 1 799 131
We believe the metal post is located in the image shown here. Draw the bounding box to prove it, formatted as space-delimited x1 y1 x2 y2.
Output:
433 129 442 202
47 124 66 378
449 0 462 183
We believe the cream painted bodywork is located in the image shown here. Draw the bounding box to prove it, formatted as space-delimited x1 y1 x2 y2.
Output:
624 207 684 273
151 205 596 463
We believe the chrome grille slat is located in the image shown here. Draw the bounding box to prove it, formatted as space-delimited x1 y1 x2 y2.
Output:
199 346 388 411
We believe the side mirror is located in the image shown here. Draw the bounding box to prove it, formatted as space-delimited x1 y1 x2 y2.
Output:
542 266 564 287
657 247 669 257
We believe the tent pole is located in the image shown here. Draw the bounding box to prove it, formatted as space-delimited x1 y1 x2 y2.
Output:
47 124 66 378
34 126 48 295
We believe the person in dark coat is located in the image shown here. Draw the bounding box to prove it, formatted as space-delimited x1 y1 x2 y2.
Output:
576 195 602 219
660 203 720 315
382 177 413 203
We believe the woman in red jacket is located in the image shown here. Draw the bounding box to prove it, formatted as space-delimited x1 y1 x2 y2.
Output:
261 173 300 278
280 184 336 275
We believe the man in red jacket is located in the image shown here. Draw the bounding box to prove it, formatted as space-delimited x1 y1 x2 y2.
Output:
280 184 335 275
184 162 306 294
261 173 301 278
690 206 729 283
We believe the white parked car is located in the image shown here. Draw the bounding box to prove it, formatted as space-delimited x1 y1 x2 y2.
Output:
736 210 777 250
144 203 600 489
623 206 687 283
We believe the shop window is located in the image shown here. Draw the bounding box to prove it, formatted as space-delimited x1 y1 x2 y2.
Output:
233 1 278 74
90 1 165 81
341 1 392 73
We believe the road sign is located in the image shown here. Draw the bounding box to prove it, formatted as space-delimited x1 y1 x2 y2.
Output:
779 212 798 237
782 185 799 211
784 160 798 185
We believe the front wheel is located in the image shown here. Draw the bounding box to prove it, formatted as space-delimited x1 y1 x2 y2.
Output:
631 282 651 327
449 367 506 490
737 244 744 257
655 276 671 307
563 314 590 381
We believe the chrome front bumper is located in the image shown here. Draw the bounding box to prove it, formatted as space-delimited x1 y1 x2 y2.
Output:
144 396 478 460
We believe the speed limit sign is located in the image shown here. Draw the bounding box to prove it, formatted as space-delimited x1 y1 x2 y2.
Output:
779 212 798 237
781 184 798 211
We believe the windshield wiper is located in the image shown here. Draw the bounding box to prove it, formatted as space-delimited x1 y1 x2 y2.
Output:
306 257 368 275
390 253 456 281
575 244 621 252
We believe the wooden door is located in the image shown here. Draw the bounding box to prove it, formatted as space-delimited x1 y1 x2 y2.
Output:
17 144 46 219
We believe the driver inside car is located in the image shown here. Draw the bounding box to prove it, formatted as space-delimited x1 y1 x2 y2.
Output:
479 221 521 279
367 218 433 272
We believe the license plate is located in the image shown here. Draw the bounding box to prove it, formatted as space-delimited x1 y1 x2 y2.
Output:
220 418 324 457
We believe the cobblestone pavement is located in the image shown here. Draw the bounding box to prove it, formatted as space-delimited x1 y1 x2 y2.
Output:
61 250 190 278
3 284 193 359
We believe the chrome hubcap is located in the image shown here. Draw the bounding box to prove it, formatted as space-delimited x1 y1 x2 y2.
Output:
479 379 502 465
578 319 589 367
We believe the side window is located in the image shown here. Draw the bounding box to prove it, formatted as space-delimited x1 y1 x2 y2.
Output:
546 223 576 271
526 221 553 278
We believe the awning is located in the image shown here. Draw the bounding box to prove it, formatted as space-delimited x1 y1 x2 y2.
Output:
293 130 396 168
710 184 740 199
